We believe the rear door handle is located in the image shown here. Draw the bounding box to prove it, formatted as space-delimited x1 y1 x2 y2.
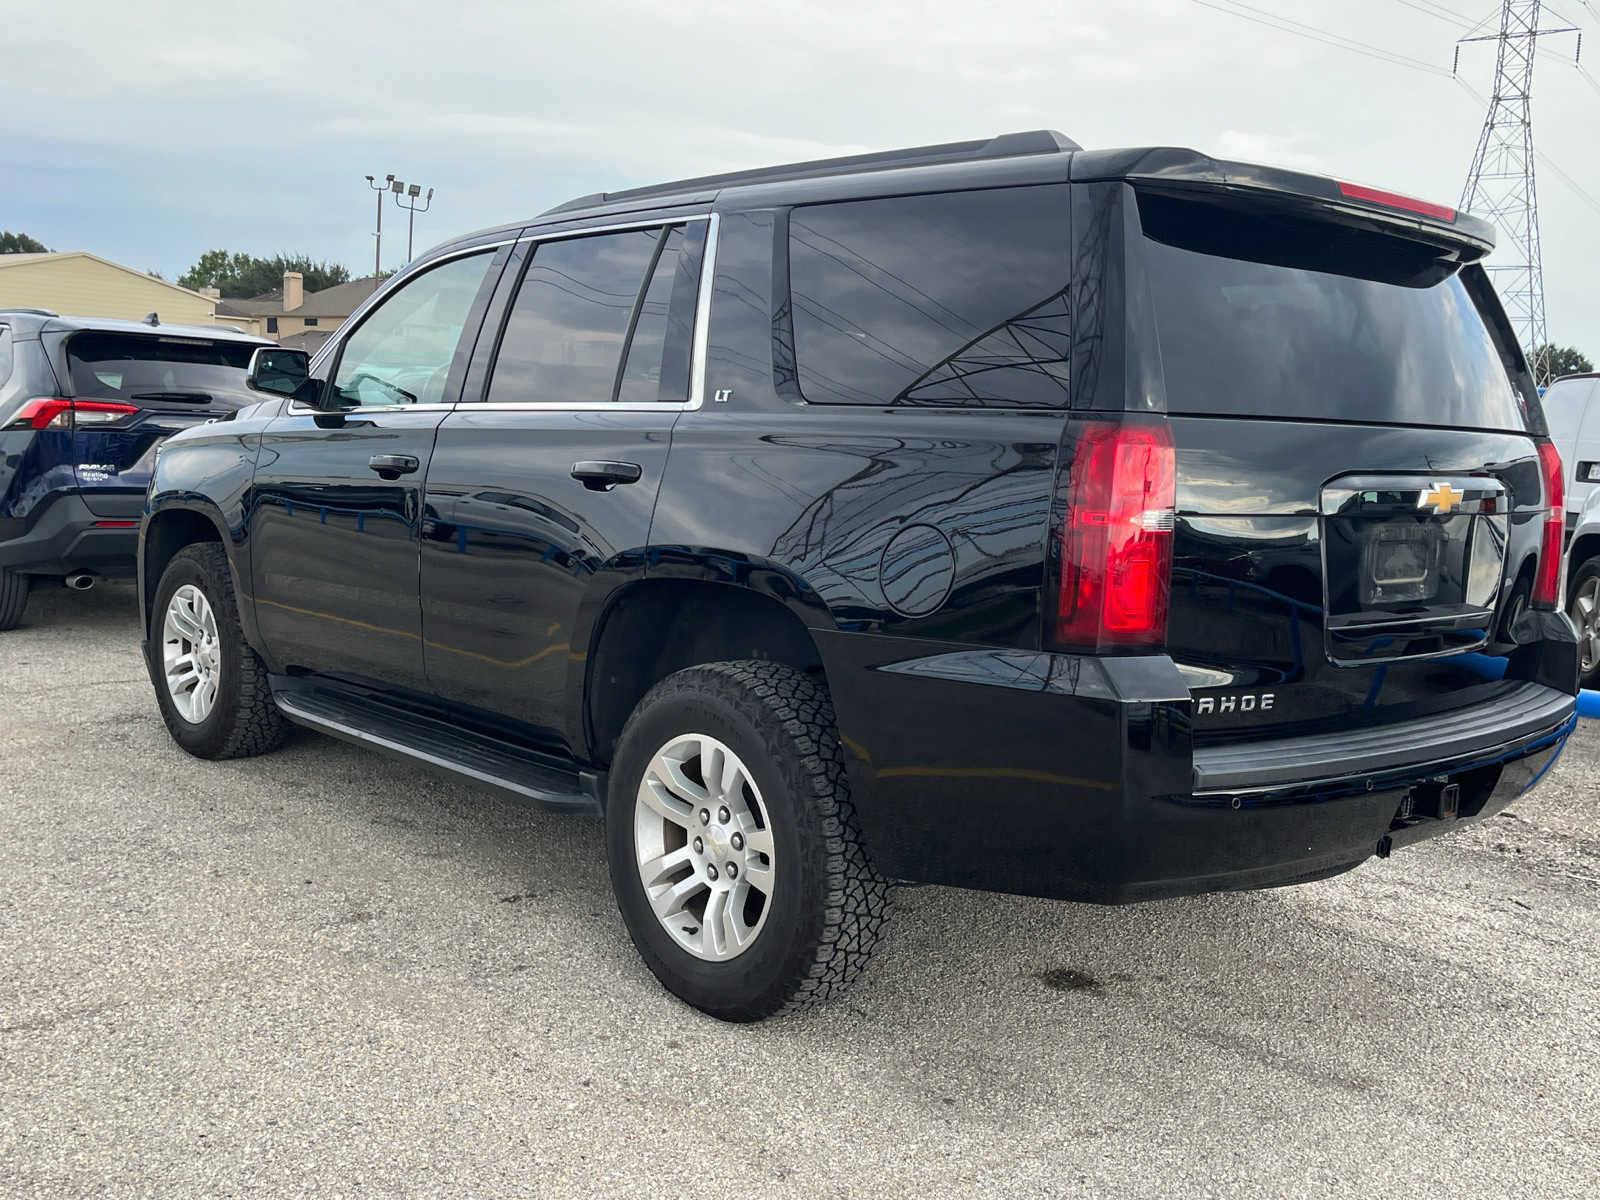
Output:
571 460 643 490
368 453 420 477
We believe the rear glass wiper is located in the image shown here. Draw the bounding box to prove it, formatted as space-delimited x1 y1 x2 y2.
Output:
129 391 216 404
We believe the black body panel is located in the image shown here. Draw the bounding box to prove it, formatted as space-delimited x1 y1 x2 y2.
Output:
421 407 675 747
249 409 446 690
1166 417 1547 741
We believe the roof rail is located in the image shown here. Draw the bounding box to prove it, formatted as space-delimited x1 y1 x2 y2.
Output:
540 129 1081 218
0 307 59 317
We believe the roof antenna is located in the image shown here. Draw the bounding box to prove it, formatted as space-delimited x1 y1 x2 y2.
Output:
142 311 159 326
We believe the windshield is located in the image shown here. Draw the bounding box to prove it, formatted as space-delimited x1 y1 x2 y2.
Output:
66 331 256 403
1138 192 1528 432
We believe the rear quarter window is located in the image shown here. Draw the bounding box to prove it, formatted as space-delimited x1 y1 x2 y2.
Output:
787 185 1072 407
0 328 12 387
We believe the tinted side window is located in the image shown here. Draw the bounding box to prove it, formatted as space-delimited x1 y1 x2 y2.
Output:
330 251 495 408
788 185 1072 407
616 226 686 404
488 228 663 405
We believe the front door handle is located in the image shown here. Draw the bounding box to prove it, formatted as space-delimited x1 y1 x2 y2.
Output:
368 453 420 477
571 460 643 491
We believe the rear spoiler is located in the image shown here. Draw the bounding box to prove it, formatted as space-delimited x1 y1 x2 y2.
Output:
1070 147 1494 262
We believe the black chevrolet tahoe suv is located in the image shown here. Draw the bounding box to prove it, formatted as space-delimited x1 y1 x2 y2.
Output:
138 131 1581 1021
0 311 268 629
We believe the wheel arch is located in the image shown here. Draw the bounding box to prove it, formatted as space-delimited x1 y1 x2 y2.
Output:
141 501 247 641
1568 531 1600 595
577 577 829 769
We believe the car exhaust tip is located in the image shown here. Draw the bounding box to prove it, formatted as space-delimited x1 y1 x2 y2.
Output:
64 572 95 591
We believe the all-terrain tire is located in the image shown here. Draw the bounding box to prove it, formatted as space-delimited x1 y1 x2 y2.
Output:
0 569 28 631
149 543 287 759
606 660 892 1021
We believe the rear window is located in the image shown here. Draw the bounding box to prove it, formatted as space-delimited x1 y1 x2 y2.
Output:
66 332 255 403
787 185 1072 407
487 222 699 405
1138 193 1528 431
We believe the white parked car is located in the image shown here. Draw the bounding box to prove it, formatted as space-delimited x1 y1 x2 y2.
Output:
1567 479 1600 689
1543 371 1600 530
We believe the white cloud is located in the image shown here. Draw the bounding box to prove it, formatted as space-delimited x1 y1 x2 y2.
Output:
3 0 1596 344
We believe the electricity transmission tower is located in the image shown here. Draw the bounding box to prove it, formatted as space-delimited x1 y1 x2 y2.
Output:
1455 1 1580 383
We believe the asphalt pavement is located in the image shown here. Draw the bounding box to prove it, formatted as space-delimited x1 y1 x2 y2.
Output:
2 582 1597 1199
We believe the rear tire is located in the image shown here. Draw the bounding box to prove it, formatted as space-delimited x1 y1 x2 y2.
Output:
0 570 28 631
606 661 891 1021
1568 556 1600 689
149 543 286 759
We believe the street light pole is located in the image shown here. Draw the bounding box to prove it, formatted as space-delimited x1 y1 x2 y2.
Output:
394 183 435 262
364 173 394 276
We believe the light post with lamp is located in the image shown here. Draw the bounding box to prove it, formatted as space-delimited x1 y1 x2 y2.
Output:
394 182 434 263
364 173 394 276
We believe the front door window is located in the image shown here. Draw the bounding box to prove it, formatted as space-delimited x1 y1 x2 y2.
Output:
330 252 495 408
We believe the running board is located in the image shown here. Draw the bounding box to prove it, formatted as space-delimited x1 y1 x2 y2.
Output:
270 679 603 816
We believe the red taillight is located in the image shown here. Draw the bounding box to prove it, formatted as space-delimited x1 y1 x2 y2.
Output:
1336 180 1456 222
1052 419 1176 652
8 398 74 430
4 398 138 431
1533 438 1564 609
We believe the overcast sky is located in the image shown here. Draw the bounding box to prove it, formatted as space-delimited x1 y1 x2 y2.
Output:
4 0 1597 346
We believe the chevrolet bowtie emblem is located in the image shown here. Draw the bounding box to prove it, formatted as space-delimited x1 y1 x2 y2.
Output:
1418 482 1464 514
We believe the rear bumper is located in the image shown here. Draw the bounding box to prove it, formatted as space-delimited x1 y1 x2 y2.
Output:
1191 681 1574 793
0 493 138 578
817 631 1578 904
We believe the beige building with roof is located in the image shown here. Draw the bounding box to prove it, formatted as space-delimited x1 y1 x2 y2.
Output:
0 251 220 325
217 272 384 352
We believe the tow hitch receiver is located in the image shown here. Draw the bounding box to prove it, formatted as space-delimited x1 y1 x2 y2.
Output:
1412 781 1462 821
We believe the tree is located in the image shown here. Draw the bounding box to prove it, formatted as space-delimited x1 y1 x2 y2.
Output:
0 231 49 254
1532 343 1593 382
177 251 351 299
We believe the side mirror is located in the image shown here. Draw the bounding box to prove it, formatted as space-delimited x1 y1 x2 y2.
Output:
246 346 313 401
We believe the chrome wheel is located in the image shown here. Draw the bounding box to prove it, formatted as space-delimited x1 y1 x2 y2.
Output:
1572 575 1600 675
162 584 221 723
634 733 775 962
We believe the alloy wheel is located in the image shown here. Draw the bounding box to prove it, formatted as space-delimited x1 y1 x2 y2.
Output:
162 584 221 723
1572 575 1600 675
634 733 776 961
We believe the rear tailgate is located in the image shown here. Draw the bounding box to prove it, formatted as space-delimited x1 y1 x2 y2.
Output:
1130 185 1551 746
53 330 257 517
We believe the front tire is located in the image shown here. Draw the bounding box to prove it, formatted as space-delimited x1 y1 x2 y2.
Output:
1569 556 1600 689
149 543 286 759
606 661 891 1021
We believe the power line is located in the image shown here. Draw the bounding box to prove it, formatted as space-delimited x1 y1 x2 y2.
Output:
1455 75 1600 217
1391 0 1477 28
1191 0 1455 74
1185 2 1600 241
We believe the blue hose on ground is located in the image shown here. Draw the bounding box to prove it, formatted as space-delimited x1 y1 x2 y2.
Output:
1579 690 1600 720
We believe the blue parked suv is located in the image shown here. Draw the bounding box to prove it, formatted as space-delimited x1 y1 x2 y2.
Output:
0 309 270 628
